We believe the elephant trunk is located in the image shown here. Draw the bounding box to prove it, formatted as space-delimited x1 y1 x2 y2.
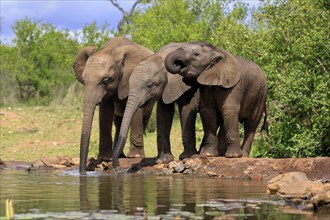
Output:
112 95 140 167
164 48 188 74
79 86 98 172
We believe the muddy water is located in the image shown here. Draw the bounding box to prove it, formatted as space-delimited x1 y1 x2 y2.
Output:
0 169 326 219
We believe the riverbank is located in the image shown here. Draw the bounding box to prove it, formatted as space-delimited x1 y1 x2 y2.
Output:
1 157 329 181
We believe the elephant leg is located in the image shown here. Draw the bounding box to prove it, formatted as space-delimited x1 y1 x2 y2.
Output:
127 108 145 158
241 123 257 157
222 109 242 158
242 94 267 157
217 119 227 156
177 99 199 160
113 114 126 158
156 100 175 163
97 100 114 164
199 105 219 157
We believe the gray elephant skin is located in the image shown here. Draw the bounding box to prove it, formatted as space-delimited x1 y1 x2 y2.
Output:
165 42 268 158
73 36 154 172
112 43 203 167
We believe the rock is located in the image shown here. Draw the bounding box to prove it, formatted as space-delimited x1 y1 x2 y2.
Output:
206 171 219 177
267 172 330 209
153 163 165 170
0 158 5 166
311 187 330 207
168 161 178 170
184 158 203 172
279 181 324 199
267 172 309 195
173 162 186 173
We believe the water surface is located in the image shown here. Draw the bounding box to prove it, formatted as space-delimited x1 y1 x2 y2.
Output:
0 169 326 219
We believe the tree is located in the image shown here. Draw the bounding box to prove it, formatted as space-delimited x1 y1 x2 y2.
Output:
250 0 330 157
80 22 114 47
9 18 79 102
122 0 245 51
0 18 116 105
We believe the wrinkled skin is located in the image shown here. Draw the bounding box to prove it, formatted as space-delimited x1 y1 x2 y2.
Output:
112 43 202 167
73 36 154 172
165 42 268 158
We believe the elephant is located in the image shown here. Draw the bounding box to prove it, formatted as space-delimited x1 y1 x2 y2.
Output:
165 42 268 158
112 43 203 167
73 36 154 172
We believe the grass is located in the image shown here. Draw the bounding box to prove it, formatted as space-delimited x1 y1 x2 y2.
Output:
0 105 205 162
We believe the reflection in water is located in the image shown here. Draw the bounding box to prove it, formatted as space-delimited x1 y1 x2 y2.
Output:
79 173 264 216
1 169 326 219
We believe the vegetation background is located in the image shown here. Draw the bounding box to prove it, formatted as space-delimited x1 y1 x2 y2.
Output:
1 0 329 161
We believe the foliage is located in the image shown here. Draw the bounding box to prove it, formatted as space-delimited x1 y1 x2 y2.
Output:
249 0 330 157
79 21 114 47
122 0 240 51
0 18 113 105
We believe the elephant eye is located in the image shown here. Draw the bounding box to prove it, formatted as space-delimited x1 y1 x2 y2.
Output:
100 77 110 87
193 52 200 57
146 82 153 89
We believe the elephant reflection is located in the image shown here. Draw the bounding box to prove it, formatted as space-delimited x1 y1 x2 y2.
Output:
79 174 261 218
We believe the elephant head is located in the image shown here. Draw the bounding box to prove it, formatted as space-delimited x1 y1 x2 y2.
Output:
112 44 191 167
165 42 241 88
73 37 153 172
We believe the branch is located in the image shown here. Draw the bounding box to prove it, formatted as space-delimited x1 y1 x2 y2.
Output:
109 0 125 14
128 0 143 16
109 0 143 32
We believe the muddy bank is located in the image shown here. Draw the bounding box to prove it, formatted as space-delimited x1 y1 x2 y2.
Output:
1 157 329 181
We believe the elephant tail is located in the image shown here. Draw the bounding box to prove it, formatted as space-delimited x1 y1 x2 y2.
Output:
261 104 269 135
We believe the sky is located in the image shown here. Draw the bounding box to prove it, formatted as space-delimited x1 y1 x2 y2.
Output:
0 0 136 44
1 0 260 45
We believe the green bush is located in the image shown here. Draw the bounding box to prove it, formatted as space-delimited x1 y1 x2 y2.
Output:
0 19 113 106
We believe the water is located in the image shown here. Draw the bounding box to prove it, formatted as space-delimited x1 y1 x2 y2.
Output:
0 169 327 219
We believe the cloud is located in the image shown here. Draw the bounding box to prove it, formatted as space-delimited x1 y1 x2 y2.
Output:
1 0 134 44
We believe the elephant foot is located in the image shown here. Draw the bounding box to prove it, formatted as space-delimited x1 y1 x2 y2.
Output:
179 149 199 160
86 156 107 171
95 155 111 165
156 153 174 164
225 146 243 158
200 146 219 157
242 149 250 157
127 146 145 158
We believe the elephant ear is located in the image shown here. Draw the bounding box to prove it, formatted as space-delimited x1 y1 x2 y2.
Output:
72 46 97 83
113 44 153 100
163 72 191 104
197 48 241 88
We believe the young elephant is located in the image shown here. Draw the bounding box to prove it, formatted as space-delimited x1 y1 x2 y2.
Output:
165 42 267 158
112 43 202 167
73 36 154 172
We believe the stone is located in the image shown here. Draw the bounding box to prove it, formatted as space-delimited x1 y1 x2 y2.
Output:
311 187 330 207
173 163 186 173
267 172 309 195
277 180 324 199
267 172 330 208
